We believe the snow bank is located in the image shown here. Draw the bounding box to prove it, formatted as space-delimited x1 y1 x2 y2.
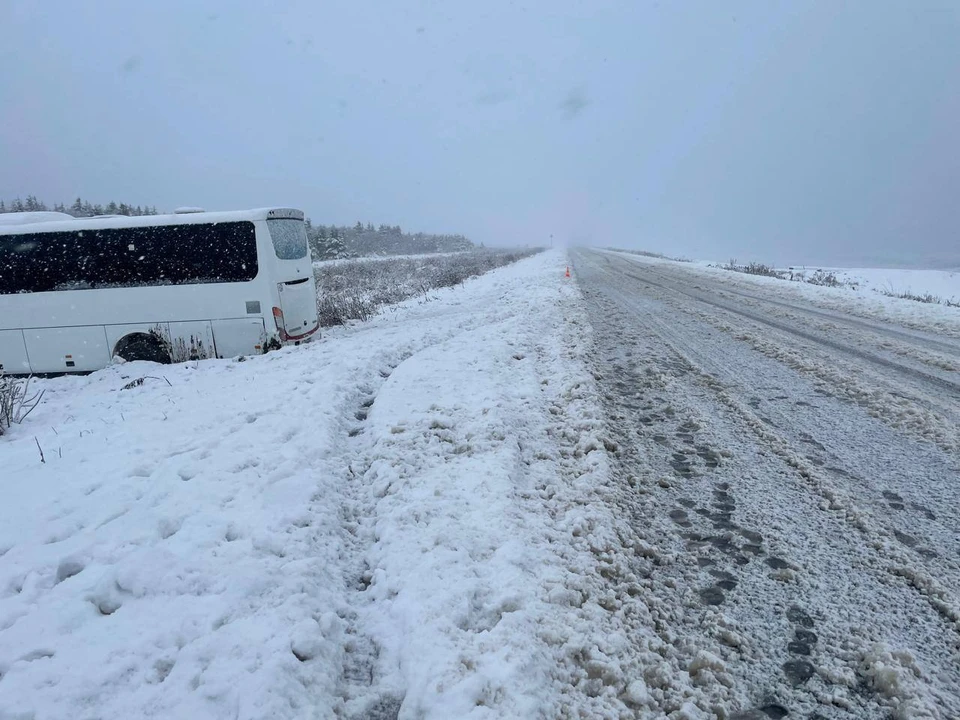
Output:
342 258 643 718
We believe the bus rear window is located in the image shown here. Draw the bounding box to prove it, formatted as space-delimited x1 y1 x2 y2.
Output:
267 219 308 260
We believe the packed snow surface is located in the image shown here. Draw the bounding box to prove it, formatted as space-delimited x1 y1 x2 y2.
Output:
577 249 960 718
3 247 959 719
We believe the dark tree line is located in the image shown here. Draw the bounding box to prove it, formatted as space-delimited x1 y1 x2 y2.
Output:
306 220 474 261
0 196 158 217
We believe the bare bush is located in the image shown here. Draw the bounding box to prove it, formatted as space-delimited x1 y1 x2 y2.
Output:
879 289 948 305
148 326 213 363
724 259 785 278
314 249 540 326
807 269 843 287
0 371 44 436
723 260 861 291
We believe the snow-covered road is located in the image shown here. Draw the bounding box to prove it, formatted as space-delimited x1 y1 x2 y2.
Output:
573 249 960 718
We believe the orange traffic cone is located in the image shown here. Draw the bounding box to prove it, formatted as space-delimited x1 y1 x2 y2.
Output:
565 266 571 278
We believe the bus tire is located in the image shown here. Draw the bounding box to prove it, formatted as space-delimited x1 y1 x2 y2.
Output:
114 333 171 365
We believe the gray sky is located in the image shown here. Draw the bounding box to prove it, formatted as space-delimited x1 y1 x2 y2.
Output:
2 1 958 266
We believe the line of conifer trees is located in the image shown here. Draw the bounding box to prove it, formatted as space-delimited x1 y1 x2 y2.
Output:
0 196 158 217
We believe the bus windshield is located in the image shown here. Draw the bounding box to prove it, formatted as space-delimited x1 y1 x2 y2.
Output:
267 218 308 260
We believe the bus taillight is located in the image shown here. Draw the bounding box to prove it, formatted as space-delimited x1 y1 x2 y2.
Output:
272 306 289 341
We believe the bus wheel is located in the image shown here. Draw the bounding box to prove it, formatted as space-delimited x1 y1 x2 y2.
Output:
114 333 171 365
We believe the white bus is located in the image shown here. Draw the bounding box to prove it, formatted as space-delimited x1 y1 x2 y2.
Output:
0 207 319 374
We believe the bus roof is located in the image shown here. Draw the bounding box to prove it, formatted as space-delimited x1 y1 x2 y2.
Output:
0 207 304 236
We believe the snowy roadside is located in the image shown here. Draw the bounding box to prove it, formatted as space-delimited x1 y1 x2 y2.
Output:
0 250 637 719
602 250 960 338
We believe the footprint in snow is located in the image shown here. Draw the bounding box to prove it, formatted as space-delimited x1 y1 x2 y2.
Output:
883 490 905 511
709 569 738 591
739 528 763 544
782 658 815 686
788 627 818 656
699 586 725 605
730 705 789 720
765 557 793 570
786 606 814 628
779 605 818 686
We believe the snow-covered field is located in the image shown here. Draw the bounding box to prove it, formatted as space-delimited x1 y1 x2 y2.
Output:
0 250 634 719
822 266 959 304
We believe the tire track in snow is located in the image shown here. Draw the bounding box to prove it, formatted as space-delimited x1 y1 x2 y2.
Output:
322 348 414 720
667 267 960 359
603 249 960 345
622 266 960 402
603 256 960 453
